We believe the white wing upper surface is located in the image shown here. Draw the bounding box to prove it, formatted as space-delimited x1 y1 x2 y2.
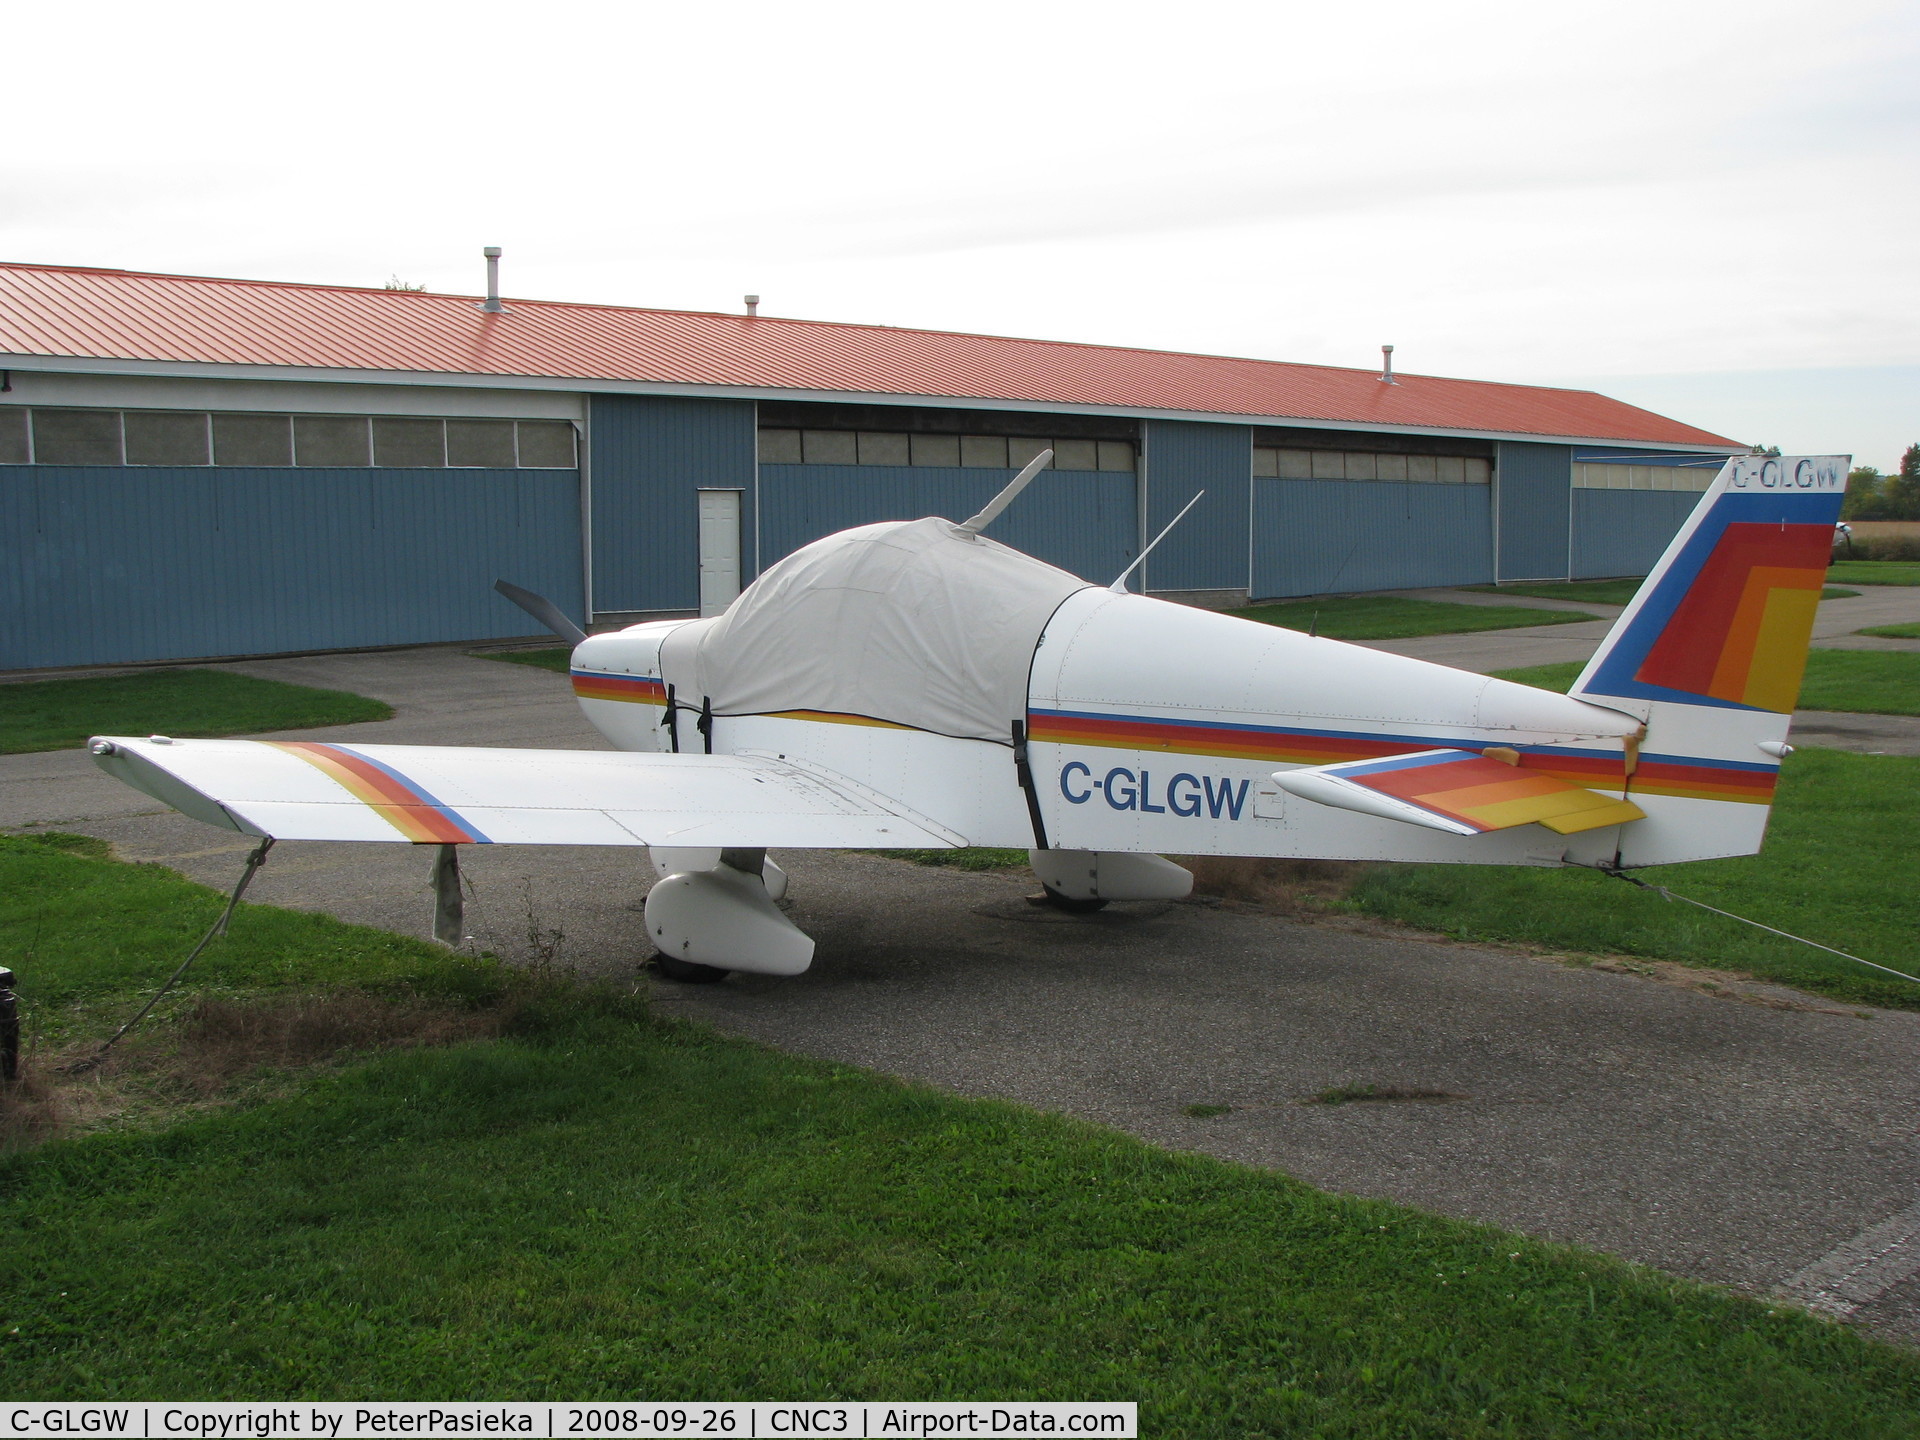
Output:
89 736 963 849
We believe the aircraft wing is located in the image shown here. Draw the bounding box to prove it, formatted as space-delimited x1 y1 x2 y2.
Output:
88 736 964 849
1273 748 1645 837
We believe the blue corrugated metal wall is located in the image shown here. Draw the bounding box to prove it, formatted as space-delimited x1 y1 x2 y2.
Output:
757 465 1135 582
1 466 583 670
1141 420 1250 592
1494 441 1573 580
1250 480 1494 598
1570 491 1699 578
589 395 756 613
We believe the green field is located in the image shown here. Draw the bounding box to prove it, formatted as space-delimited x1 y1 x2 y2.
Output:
1495 651 1920 718
1829 560 1920 586
0 669 392 755
1228 595 1588 640
1860 623 1920 640
3 835 1917 1428
476 647 572 674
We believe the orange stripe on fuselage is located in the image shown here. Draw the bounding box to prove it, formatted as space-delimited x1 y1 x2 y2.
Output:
572 672 666 704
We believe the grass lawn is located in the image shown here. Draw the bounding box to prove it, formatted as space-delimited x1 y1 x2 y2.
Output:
1468 580 1857 604
0 670 392 755
1494 652 1920 718
1860 624 1920 639
1829 560 1920 586
1228 595 1589 641
475 647 572 674
4 839 1918 1428
1467 579 1643 605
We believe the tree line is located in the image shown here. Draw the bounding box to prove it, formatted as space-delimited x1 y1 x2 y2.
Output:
1843 443 1920 521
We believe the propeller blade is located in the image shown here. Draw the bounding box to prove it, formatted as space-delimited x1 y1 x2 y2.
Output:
494 580 588 647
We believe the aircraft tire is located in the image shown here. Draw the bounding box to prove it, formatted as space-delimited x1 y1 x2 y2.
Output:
652 952 731 983
1038 886 1109 914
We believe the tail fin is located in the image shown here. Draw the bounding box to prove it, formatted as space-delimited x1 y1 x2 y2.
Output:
1571 454 1848 865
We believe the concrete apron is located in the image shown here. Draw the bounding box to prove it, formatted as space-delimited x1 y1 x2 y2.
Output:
6 645 1920 1348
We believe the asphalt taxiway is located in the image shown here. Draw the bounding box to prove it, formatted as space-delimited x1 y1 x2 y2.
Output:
5 625 1919 1346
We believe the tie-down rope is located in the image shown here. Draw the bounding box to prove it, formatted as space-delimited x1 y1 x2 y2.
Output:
66 836 276 1072
1598 865 1920 988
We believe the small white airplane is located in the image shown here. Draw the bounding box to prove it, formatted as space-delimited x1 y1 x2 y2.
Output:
91 451 1848 983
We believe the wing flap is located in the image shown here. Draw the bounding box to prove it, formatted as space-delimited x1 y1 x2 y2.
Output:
90 736 963 848
1274 748 1645 836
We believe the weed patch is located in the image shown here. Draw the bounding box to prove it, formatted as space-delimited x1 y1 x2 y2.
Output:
0 1065 62 1150
1176 855 1366 914
1305 1084 1464 1106
860 848 1030 871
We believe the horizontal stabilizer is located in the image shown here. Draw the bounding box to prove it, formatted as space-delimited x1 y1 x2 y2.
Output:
88 736 964 849
1274 748 1645 837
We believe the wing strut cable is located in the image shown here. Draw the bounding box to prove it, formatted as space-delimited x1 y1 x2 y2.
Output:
1597 866 1920 987
67 836 276 1072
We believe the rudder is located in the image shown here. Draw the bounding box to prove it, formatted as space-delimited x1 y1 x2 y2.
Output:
1570 454 1848 866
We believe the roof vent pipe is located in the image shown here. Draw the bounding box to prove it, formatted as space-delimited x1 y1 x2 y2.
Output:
1379 344 1397 385
479 247 503 314
744 294 760 317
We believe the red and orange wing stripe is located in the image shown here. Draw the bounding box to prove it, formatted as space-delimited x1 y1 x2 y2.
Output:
268 742 489 844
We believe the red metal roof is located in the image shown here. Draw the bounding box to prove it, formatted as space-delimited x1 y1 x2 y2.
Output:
0 262 1740 447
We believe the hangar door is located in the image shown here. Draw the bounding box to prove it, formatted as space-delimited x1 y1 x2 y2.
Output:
1250 442 1494 598
756 426 1137 585
1568 459 1714 579
0 406 584 670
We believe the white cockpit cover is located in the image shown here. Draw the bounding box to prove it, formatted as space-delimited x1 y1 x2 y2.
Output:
658 517 1090 743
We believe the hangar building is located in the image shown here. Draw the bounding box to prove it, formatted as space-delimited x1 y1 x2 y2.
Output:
0 262 1742 672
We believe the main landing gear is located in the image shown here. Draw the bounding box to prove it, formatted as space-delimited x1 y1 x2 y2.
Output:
644 846 807 983
1027 849 1194 910
642 847 1199 980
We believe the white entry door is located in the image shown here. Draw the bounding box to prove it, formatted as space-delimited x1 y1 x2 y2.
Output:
697 489 743 617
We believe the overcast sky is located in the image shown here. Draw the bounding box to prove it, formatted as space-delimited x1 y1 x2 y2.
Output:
7 0 1915 466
